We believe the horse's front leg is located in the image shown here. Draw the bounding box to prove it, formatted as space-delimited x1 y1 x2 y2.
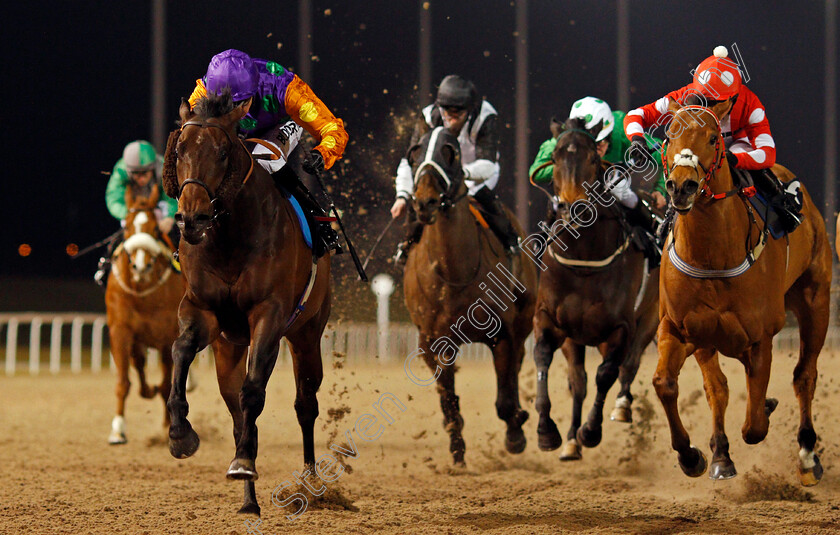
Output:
227 304 285 481
533 317 563 452
653 319 706 477
559 340 585 460
167 297 218 459
741 336 776 445
491 336 529 455
695 348 735 479
577 325 629 448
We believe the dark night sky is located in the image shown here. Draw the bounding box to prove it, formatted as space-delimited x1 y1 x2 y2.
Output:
2 1 838 287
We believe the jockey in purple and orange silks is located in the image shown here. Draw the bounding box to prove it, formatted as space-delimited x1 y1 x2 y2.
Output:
188 49 349 255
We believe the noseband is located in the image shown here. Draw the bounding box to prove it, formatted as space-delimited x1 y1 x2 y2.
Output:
412 127 467 214
176 120 255 220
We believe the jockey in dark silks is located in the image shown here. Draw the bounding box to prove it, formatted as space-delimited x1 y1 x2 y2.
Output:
390 75 521 263
187 49 349 257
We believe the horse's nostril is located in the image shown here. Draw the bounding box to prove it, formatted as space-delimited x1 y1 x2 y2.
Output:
194 214 211 224
174 213 184 223
683 181 699 195
665 180 675 193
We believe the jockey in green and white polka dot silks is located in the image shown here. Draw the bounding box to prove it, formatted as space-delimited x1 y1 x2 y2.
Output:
105 140 177 221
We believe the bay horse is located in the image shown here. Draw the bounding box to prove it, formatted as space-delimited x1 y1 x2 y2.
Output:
403 126 537 465
531 117 660 461
105 183 185 444
161 94 331 515
654 100 831 484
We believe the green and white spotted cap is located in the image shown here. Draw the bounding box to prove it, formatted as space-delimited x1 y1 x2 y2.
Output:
569 97 614 142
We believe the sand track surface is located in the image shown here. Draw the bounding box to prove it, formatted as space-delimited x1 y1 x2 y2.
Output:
3 348 840 534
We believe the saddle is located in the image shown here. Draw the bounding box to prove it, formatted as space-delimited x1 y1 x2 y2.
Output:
732 168 803 237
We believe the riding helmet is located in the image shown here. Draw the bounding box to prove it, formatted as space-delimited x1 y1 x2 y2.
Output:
568 97 614 142
436 75 479 113
204 49 260 102
123 140 157 173
690 45 742 100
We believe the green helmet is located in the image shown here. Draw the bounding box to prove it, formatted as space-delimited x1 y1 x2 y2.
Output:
123 140 157 173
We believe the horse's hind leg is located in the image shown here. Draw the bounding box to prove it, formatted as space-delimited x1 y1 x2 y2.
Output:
214 340 259 515
533 326 563 452
613 298 658 423
695 349 735 480
131 343 156 399
287 319 326 470
108 327 132 445
491 337 529 455
559 340 585 461
653 319 706 477
787 276 829 486
577 326 629 449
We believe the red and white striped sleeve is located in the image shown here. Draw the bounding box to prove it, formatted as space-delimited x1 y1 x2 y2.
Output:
623 87 690 141
729 87 775 170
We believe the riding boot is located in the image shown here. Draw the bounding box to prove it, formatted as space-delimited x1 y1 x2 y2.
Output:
394 212 424 266
472 186 521 256
626 199 661 268
94 232 123 288
656 205 676 247
752 169 803 232
271 168 341 257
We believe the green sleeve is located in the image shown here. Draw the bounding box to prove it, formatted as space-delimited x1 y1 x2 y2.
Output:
529 138 557 184
105 160 129 220
645 134 667 195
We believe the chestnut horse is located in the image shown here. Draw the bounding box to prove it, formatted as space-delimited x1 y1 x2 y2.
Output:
403 126 537 465
162 94 331 515
531 117 660 461
655 101 831 484
105 183 185 444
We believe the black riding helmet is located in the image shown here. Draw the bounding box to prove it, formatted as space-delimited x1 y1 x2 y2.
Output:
435 75 479 115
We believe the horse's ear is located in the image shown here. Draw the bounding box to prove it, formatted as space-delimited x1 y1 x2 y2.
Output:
405 143 423 167
124 182 135 208
162 128 181 200
710 98 733 121
588 119 604 141
440 143 459 169
550 117 565 138
179 98 193 124
667 97 682 115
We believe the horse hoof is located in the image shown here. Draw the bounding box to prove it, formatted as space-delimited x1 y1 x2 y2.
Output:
108 431 127 445
537 418 562 451
799 453 823 487
610 406 633 423
678 446 708 478
559 439 582 461
709 460 737 480
227 459 259 481
765 398 779 417
505 428 527 454
237 503 261 516
168 426 200 459
576 423 602 448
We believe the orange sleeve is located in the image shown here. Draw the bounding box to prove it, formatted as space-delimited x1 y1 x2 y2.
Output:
188 79 207 110
284 75 349 169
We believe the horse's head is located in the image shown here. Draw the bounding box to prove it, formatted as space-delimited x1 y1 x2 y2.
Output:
163 91 252 245
406 127 465 224
123 184 164 283
663 99 729 213
550 116 603 207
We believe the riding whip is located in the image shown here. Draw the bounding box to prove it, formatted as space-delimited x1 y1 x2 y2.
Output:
360 217 396 272
72 229 123 259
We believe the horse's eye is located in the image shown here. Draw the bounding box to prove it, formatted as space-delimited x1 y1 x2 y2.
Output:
709 134 718 146
219 150 228 161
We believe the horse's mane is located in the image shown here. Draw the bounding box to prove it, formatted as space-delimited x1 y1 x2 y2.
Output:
193 89 237 120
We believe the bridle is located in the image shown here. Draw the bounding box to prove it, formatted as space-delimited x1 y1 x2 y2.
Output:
176 120 255 221
412 126 468 216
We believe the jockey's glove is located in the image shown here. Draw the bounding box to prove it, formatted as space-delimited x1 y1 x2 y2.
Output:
302 149 325 175
725 150 739 169
627 137 654 167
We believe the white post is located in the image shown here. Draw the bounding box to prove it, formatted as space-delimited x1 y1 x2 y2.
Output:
371 274 395 361
5 318 18 376
29 317 43 375
91 317 106 373
71 317 84 373
50 318 63 374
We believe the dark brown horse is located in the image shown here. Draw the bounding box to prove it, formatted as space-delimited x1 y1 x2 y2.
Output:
161 94 331 515
654 101 831 484
403 126 537 465
105 183 185 444
531 117 660 461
